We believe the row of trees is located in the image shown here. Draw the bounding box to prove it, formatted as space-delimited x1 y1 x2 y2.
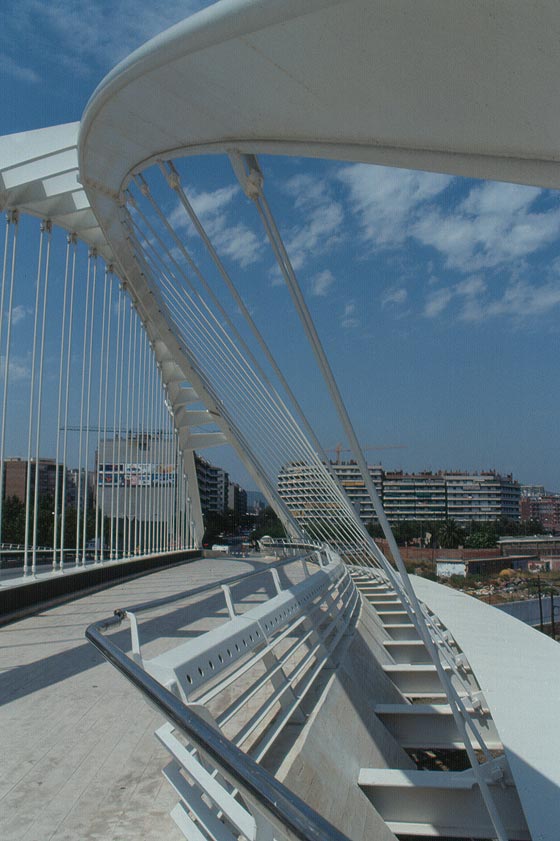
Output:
367 516 547 549
203 505 547 552
202 506 286 546
3 495 287 551
2 494 97 548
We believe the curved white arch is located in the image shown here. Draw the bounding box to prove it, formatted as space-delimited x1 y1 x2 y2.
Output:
79 0 560 203
74 0 560 554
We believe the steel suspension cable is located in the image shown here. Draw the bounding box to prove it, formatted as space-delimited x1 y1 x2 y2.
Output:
60 238 77 571
31 220 52 576
248 161 509 841
109 285 124 558
75 250 93 564
122 206 306 528
100 269 114 561
127 235 301 538
160 161 354 508
126 226 314 481
134 320 144 554
53 234 73 570
24 220 47 576
0 211 19 560
94 265 109 562
124 189 380 556
81 252 98 563
129 226 374 556
115 291 128 559
125 310 138 557
0 221 11 547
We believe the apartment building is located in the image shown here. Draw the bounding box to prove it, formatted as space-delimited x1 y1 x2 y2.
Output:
278 461 520 525
445 472 520 523
227 482 248 518
4 458 61 503
330 461 384 522
96 434 176 521
520 486 560 533
383 471 447 522
195 454 229 514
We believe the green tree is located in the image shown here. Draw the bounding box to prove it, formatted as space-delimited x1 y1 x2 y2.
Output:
252 506 286 541
465 524 498 549
436 519 466 549
366 520 384 539
2 496 25 544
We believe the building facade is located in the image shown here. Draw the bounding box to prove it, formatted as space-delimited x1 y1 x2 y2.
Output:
227 482 248 518
520 486 560 533
96 434 177 523
444 472 520 523
278 462 521 526
246 490 267 514
382 471 447 522
3 458 62 503
195 454 229 514
330 461 384 523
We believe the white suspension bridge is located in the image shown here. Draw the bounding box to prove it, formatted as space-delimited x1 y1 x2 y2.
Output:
0 2 559 840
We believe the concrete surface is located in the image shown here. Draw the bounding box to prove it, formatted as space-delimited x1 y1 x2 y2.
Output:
0 555 274 840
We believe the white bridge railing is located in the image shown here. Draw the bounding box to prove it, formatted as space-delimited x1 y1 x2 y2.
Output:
88 541 532 840
87 545 358 841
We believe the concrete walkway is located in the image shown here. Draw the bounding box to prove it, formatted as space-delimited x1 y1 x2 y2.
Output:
0 555 277 840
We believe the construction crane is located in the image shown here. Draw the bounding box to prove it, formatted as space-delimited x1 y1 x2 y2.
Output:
326 443 407 464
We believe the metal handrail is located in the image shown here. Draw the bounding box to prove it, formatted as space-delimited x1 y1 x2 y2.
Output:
86 571 352 841
104 550 318 621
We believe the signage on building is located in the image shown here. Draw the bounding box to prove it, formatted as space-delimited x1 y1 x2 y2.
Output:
98 463 176 487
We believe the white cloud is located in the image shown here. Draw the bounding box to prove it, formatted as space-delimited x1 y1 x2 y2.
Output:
424 287 452 318
381 287 408 307
0 355 30 382
310 269 335 297
0 55 40 84
338 165 560 301
212 224 262 269
340 301 359 329
460 181 541 217
169 183 263 268
413 181 560 272
420 265 560 323
281 174 344 270
338 164 452 247
455 276 486 298
190 185 239 219
11 305 29 326
168 185 239 233
269 267 284 288
8 1 210 76
460 277 560 322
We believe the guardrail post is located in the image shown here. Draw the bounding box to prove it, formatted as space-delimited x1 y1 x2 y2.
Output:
222 584 236 619
270 568 282 594
126 610 143 666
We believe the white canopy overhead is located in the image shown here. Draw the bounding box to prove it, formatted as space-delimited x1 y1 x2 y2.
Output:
79 0 560 200
0 123 111 259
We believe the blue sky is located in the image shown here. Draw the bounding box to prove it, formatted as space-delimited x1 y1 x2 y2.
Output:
2 1 560 492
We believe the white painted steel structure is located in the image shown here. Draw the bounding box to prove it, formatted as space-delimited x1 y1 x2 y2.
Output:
2 1 560 839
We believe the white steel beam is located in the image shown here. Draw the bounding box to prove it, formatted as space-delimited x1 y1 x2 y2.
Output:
382 640 430 665
359 766 529 839
374 704 500 751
